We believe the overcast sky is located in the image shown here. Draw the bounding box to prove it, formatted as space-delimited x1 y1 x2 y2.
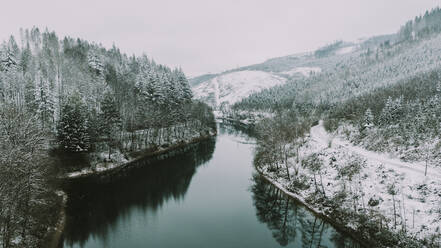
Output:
0 0 440 76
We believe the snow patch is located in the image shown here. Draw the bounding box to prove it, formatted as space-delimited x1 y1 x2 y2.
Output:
257 120 441 244
193 70 286 107
306 121 441 241
282 67 321 77
335 46 355 55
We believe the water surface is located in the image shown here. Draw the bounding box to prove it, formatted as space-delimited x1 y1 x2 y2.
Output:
63 125 359 248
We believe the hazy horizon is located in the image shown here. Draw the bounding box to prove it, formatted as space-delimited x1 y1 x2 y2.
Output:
0 0 440 77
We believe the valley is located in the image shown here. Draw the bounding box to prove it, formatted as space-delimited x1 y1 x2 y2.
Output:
191 7 441 247
2 3 441 248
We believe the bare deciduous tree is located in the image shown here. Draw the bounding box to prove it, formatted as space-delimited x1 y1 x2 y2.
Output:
0 104 47 247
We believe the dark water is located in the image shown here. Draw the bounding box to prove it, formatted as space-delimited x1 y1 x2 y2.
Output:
62 125 360 248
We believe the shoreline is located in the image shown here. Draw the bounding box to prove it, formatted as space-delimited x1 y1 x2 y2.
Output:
234 115 371 246
248 117 438 247
51 131 216 247
255 166 370 247
60 131 217 180
45 190 67 248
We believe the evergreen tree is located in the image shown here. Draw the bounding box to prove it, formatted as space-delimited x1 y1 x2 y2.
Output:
87 51 104 75
175 68 193 101
20 42 32 74
0 45 17 71
35 76 54 129
100 89 122 159
380 96 403 125
363 108 374 129
57 93 90 152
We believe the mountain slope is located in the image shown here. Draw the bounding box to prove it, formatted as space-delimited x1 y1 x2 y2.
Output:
191 40 369 108
192 70 286 107
247 7 441 247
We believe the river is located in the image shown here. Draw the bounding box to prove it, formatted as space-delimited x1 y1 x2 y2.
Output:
62 124 360 248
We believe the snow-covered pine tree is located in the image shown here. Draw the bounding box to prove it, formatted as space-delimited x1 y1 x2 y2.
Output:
100 88 122 159
175 68 193 101
152 71 166 107
162 72 178 108
134 68 153 128
87 51 104 76
0 40 22 105
363 108 374 128
35 76 55 130
89 53 107 111
57 92 90 152
139 68 156 103
0 46 17 72
380 96 403 125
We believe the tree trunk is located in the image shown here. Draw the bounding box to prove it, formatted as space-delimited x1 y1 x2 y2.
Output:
425 156 428 176
296 145 300 163
309 217 317 248
317 220 326 248
393 194 397 229
319 173 326 197
402 193 406 232
313 174 318 193
412 209 415 229
284 149 290 180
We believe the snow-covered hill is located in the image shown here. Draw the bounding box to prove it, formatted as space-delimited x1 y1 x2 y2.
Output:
281 67 321 77
190 39 368 108
192 70 286 108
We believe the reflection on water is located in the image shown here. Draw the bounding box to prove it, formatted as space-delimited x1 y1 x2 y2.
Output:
218 122 257 140
251 175 361 248
63 138 216 247
62 125 360 248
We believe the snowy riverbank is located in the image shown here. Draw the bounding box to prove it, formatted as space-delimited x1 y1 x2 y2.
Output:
60 130 217 180
256 120 441 247
255 169 368 247
45 190 67 248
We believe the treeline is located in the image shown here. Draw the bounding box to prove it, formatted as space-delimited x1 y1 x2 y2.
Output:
236 8 441 247
238 5 441 176
314 40 343 58
399 7 441 41
234 7 441 115
64 137 216 246
325 69 441 162
0 28 214 247
234 7 441 162
0 28 214 154
0 104 57 247
254 111 313 181
251 175 358 247
234 35 441 114
249 69 441 247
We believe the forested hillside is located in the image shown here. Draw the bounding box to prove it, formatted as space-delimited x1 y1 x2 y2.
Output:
237 7 441 247
399 7 441 41
192 32 400 111
234 33 441 113
0 28 215 247
234 7 441 164
191 41 357 109
235 8 441 114
325 69 441 162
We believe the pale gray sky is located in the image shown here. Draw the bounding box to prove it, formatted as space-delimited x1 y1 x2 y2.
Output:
0 0 440 76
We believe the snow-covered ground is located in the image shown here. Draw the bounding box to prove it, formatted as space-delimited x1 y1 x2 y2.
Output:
261 120 441 244
281 66 322 77
192 70 286 107
311 122 441 238
312 122 441 180
335 46 356 55
66 149 129 178
64 124 216 179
